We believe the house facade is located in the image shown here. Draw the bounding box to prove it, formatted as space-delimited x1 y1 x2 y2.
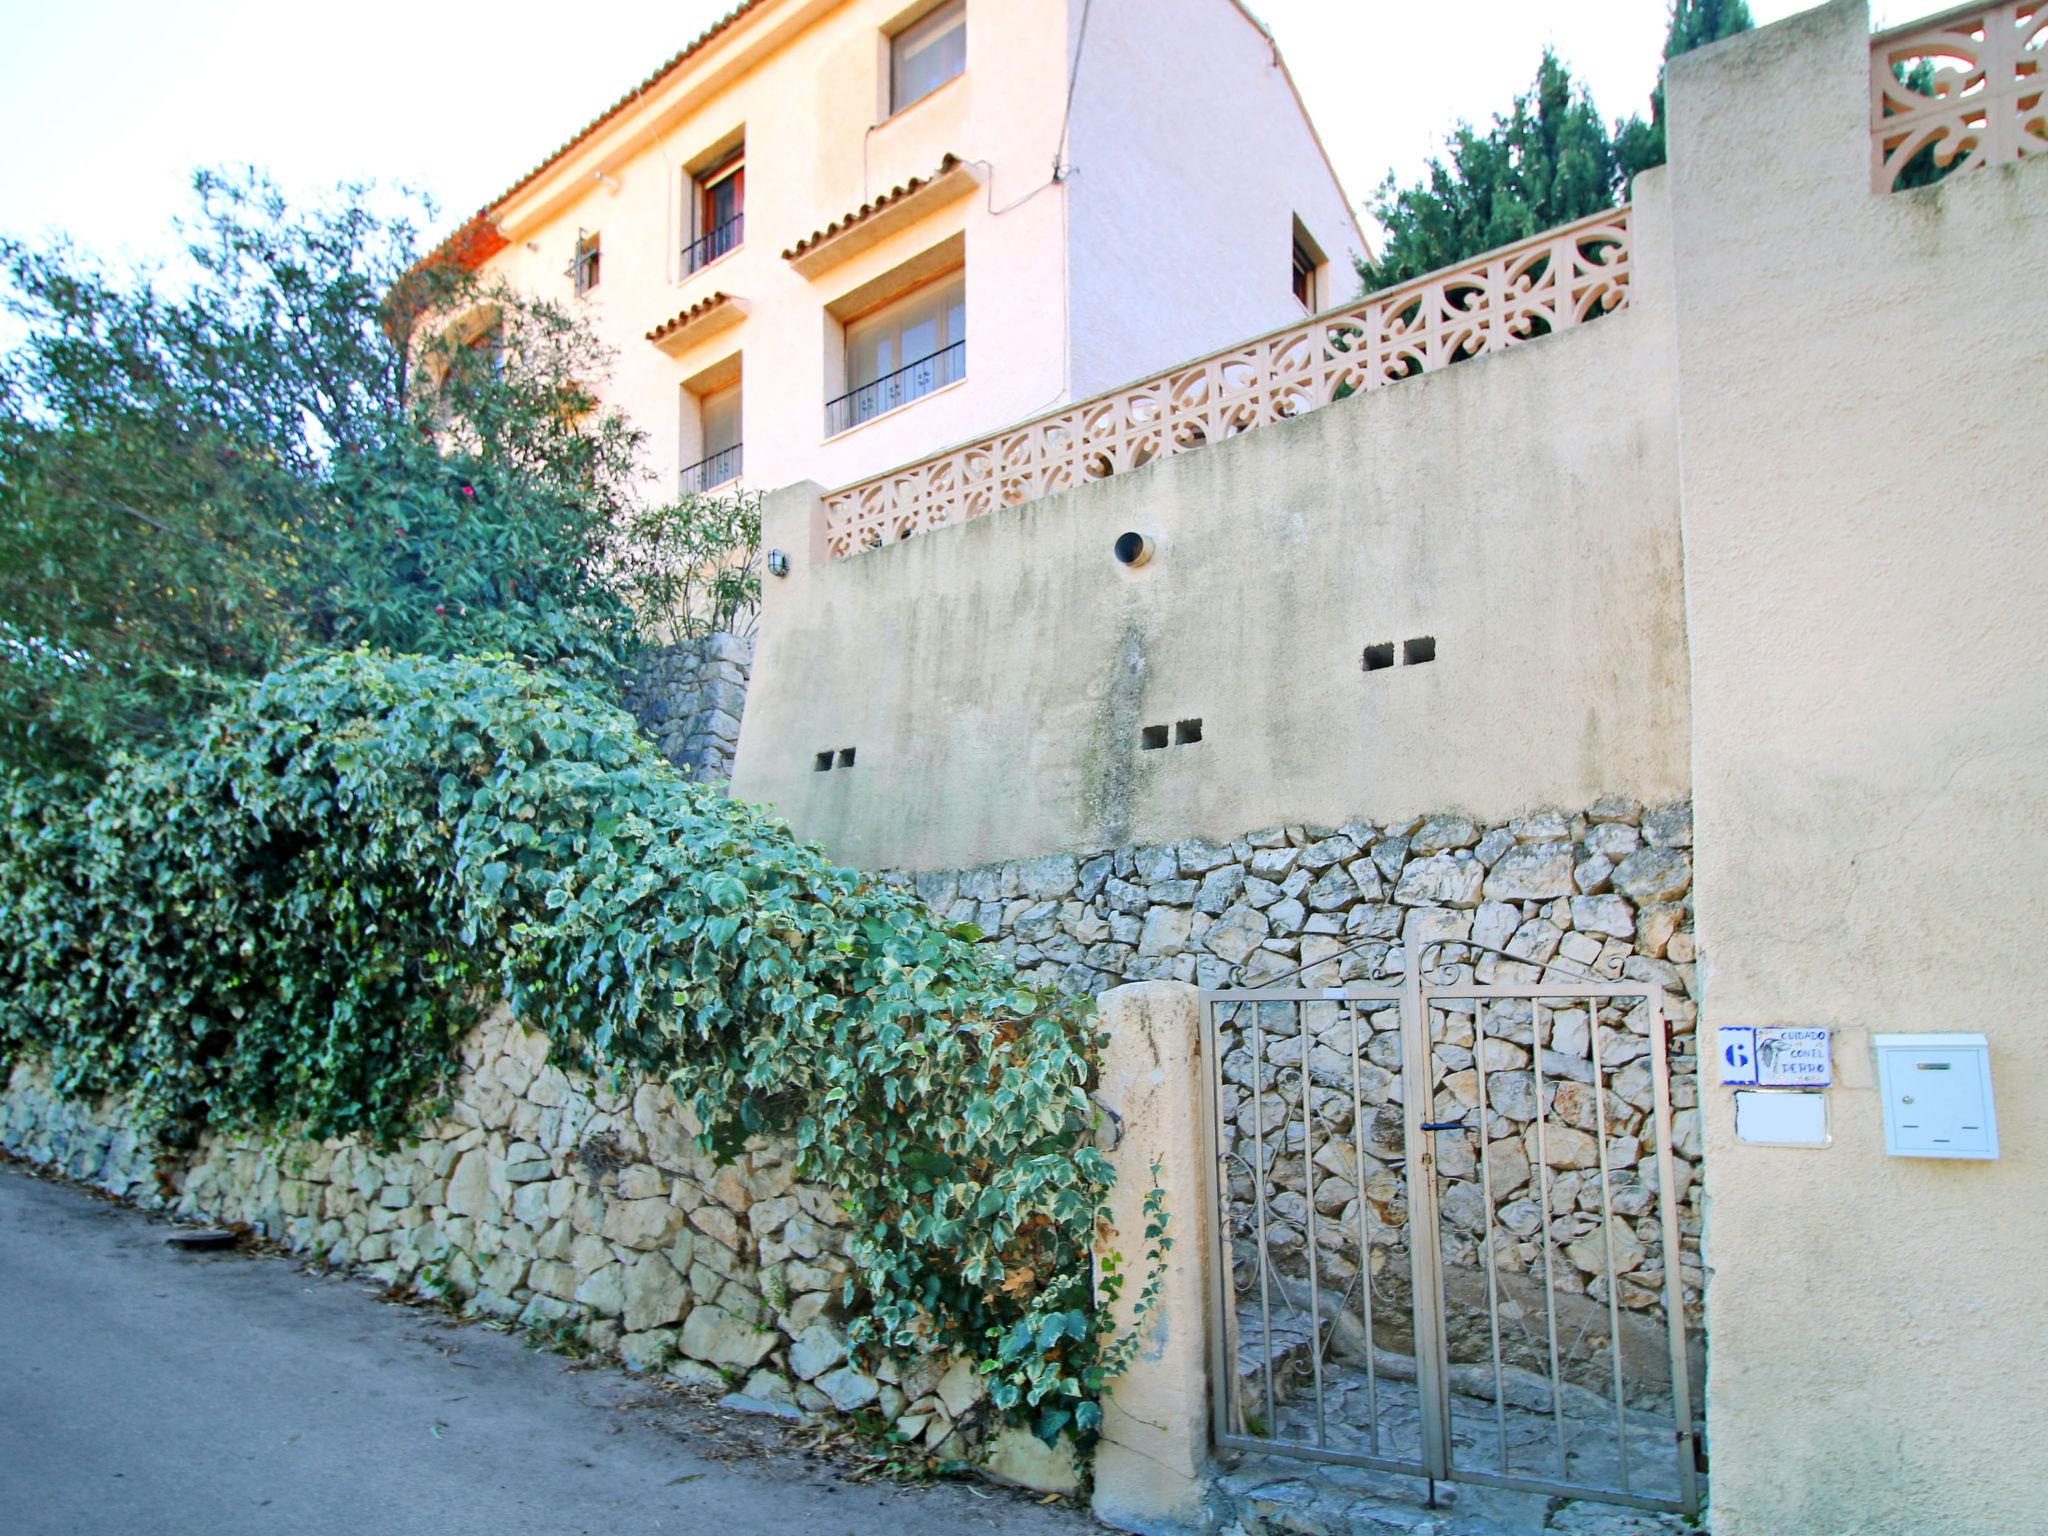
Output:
477 8 2048 1533
723 5 2048 1534
13 6 2016 1536
459 0 1364 505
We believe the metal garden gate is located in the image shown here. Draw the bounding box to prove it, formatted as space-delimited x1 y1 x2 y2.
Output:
1199 937 1701 1518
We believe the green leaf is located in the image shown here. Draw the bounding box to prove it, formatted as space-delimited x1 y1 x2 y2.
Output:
0 639 1118 1441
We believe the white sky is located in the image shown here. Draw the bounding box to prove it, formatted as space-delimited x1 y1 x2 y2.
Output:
0 0 1916 272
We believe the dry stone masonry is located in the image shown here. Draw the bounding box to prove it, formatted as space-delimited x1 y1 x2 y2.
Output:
620 633 752 783
888 798 1695 1007
884 796 1704 1331
0 1008 1041 1479
0 792 1698 1515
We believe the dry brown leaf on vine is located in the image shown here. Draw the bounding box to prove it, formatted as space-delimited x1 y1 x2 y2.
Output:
999 1264 1037 1296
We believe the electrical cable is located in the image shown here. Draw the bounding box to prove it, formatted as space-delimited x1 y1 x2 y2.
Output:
1055 0 1096 180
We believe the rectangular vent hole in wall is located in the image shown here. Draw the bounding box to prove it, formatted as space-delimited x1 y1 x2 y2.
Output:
1362 641 1396 672
1175 718 1203 745
837 747 856 768
1140 724 1169 751
1404 635 1436 665
814 751 835 772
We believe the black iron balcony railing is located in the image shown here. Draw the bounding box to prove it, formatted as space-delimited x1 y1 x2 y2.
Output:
680 442 743 495
824 339 966 437
683 214 744 274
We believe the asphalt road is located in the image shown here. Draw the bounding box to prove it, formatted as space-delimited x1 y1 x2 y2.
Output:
0 1161 1103 1536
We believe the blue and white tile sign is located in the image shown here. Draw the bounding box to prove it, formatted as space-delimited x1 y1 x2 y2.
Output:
1720 1025 1831 1088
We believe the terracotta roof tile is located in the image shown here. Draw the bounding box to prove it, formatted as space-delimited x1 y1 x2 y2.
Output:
782 154 970 262
385 211 512 334
645 291 739 345
424 209 511 275
488 0 773 219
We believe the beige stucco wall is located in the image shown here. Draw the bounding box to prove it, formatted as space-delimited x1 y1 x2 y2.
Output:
1063 0 1368 398
732 174 1691 870
1666 4 2048 1533
472 0 1362 504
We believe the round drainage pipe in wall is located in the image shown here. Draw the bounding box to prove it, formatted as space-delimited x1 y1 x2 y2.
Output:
1113 531 1154 568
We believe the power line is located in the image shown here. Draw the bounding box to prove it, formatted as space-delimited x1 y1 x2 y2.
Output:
1054 0 1096 180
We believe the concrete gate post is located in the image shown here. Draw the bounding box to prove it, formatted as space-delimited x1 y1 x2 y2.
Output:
1091 981 1214 1535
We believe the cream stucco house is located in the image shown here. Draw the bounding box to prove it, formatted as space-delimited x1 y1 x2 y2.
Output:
443 0 1364 502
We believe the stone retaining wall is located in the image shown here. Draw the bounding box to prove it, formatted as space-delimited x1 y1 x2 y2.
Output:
884 796 1705 1333
0 1008 1052 1481
0 792 1702 1495
621 633 752 783
890 798 1695 1001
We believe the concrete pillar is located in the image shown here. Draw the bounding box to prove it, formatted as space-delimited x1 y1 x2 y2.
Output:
1091 981 1214 1535
728 480 821 805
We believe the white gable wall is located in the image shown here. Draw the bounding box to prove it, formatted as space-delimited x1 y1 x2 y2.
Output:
1061 0 1367 402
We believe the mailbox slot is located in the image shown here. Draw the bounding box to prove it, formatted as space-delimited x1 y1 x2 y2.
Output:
1873 1032 1999 1159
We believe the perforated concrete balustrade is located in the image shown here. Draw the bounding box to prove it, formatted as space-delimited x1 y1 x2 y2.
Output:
820 208 1633 559
1870 1 2047 192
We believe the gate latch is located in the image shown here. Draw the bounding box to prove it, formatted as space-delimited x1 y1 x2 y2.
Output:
1421 1118 1468 1132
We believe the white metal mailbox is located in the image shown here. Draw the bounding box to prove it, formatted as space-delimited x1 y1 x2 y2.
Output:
1873 1032 1999 1159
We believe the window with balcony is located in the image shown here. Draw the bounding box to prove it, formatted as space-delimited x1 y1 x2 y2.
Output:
683 382 743 494
827 270 965 435
686 150 744 274
571 230 601 295
890 1 965 115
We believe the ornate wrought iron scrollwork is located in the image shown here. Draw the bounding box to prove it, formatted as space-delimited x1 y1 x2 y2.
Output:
1420 934 1620 989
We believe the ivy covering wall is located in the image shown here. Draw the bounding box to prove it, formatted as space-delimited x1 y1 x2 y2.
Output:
0 173 1145 1446
0 650 1120 1437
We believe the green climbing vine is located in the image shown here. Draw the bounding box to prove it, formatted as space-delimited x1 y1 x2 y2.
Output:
1095 1163 1175 1383
0 650 1124 1439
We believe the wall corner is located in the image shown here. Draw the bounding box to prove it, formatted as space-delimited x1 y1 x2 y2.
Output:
730 479 824 805
759 478 828 582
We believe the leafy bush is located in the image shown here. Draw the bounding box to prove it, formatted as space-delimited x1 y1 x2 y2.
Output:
614 488 764 641
0 649 1115 1436
0 171 648 774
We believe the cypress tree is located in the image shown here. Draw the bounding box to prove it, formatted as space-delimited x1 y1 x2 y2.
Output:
1357 1 1755 293
1616 0 1757 184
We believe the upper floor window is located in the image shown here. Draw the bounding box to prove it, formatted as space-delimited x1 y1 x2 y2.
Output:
463 321 505 378
684 382 743 494
1291 238 1317 310
687 151 745 274
423 311 503 421
890 1 965 115
1290 219 1326 312
829 269 965 434
571 230 601 296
